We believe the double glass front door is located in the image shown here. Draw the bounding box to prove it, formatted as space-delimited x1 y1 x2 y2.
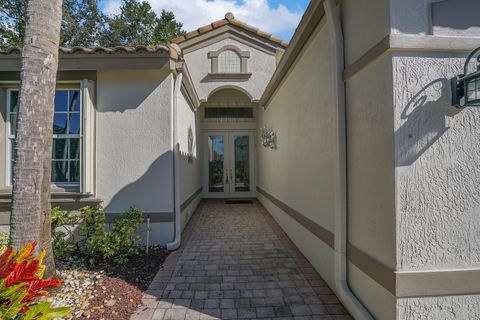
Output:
205 132 254 198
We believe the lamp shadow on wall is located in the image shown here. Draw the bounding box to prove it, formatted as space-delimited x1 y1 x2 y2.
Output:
395 78 461 167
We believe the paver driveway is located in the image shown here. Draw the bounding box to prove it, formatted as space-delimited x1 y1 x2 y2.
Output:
132 200 351 320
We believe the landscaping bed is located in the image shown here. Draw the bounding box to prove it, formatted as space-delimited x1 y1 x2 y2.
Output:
47 247 168 320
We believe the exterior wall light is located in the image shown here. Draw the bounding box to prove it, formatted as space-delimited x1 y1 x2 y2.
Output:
452 47 480 108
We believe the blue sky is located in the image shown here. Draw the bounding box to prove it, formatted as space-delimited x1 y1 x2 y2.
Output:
100 0 310 41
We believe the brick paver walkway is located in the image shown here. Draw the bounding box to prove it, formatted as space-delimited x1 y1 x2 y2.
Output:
132 200 351 320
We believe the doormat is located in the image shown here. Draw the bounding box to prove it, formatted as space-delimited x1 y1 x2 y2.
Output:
225 199 253 205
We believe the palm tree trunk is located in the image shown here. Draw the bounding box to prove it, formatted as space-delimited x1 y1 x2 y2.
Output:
10 0 63 276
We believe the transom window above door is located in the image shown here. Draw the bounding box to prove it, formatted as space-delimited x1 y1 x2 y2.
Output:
7 89 82 188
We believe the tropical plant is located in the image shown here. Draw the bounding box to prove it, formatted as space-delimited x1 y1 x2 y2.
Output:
9 0 63 277
0 242 69 319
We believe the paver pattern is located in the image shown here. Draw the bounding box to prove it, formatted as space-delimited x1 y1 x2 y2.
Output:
132 200 351 320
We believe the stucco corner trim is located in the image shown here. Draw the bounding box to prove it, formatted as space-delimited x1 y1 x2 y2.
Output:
181 187 203 212
256 186 335 249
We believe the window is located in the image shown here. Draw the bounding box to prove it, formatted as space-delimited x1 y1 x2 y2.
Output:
218 50 241 73
7 89 82 188
208 45 251 79
205 107 253 119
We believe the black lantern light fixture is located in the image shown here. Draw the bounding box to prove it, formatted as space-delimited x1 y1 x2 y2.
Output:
451 47 480 108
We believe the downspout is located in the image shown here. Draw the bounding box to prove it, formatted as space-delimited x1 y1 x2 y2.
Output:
324 0 373 319
166 72 183 250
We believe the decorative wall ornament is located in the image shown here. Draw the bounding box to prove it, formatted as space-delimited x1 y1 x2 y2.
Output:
260 125 277 150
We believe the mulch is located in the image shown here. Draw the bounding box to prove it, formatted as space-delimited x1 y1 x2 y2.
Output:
52 247 168 320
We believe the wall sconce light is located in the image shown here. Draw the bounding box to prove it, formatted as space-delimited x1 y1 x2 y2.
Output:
451 47 480 108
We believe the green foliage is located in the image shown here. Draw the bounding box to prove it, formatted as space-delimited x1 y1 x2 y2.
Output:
61 0 106 47
0 0 185 47
78 205 107 260
100 1 185 46
0 231 9 246
51 207 79 260
79 205 144 264
0 0 26 46
99 207 144 264
154 10 186 45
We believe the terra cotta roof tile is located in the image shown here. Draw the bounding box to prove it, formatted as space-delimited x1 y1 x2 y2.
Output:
171 13 289 48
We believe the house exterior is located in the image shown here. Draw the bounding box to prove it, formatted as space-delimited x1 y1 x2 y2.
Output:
1 0 480 319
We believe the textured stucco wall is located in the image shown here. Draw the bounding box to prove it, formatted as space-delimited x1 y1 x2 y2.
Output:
184 38 277 101
397 295 480 320
393 53 480 271
431 0 480 37
257 22 336 286
393 52 480 318
178 89 201 228
96 70 173 214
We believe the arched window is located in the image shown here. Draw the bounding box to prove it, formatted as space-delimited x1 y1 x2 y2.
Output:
218 49 241 73
208 45 251 79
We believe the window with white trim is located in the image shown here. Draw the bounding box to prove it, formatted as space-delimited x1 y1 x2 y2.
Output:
6 88 83 189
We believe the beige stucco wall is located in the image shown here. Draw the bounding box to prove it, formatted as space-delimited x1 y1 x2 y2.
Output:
341 0 390 66
390 0 480 36
345 53 396 320
184 37 277 101
257 20 336 286
96 70 174 217
178 88 201 229
393 51 480 318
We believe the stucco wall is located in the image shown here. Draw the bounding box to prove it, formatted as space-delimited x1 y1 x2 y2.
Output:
341 0 390 66
393 53 480 271
392 51 480 318
345 53 397 320
178 88 201 228
184 38 277 101
257 21 336 286
390 0 480 36
96 70 173 215
397 295 480 320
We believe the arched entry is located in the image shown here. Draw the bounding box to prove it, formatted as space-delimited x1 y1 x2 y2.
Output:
201 87 256 199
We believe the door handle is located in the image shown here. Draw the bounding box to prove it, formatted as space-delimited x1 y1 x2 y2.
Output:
225 169 229 184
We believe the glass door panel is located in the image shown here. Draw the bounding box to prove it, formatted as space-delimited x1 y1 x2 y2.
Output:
207 135 225 193
233 135 250 192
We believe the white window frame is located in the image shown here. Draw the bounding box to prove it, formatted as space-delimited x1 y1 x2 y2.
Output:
4 80 95 194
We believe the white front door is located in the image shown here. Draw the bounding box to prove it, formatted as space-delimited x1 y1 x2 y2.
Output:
204 132 255 198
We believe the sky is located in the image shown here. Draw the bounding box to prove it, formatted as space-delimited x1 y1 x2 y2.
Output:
99 0 310 42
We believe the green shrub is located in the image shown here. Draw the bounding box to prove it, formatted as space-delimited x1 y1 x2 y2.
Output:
51 207 79 260
77 205 144 264
78 206 107 260
101 207 144 264
51 205 144 264
0 231 9 247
